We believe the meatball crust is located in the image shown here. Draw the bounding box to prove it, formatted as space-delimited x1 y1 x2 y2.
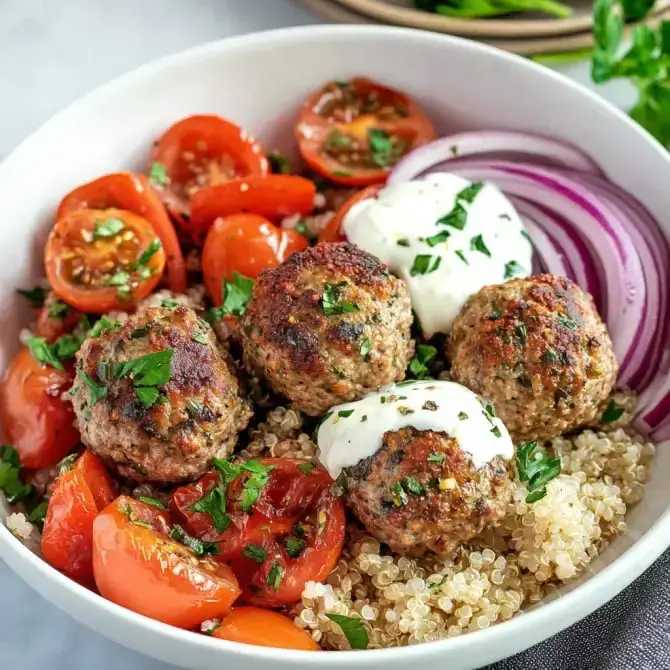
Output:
448 274 618 443
240 243 414 416
72 306 252 482
344 427 513 556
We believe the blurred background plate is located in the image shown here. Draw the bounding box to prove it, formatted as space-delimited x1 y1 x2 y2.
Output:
328 0 670 37
299 0 670 53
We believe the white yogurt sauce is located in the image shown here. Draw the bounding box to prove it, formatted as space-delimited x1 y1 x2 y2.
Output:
342 173 533 337
317 380 514 480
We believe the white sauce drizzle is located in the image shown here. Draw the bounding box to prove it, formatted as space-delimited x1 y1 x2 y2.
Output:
342 173 533 337
317 380 514 480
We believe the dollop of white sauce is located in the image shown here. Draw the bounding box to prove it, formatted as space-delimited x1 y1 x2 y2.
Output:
317 380 514 480
342 173 533 337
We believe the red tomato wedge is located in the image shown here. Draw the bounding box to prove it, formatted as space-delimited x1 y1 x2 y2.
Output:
202 213 308 305
318 184 382 244
212 607 320 650
57 173 186 293
45 208 166 314
297 78 435 187
41 451 116 582
149 114 269 226
0 347 79 470
93 496 241 628
189 175 316 241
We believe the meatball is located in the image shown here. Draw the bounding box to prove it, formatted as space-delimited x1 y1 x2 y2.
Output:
72 305 252 482
448 274 618 442
344 427 513 556
240 243 414 416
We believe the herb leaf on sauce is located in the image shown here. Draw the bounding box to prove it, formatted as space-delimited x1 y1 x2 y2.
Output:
504 260 525 279
470 234 491 257
410 254 442 276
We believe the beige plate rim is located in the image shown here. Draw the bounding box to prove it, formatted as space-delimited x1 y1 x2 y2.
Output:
299 0 670 55
328 0 670 38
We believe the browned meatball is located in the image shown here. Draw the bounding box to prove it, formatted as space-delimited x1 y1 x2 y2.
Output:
344 427 513 556
448 274 618 443
71 306 252 482
240 243 414 416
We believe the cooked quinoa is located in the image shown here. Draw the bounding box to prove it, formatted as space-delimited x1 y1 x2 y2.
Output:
236 392 653 650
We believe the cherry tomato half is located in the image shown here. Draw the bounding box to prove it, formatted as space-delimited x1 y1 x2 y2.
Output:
93 496 241 629
35 292 85 343
57 173 187 293
202 213 308 305
45 208 166 314
190 175 316 241
41 451 116 582
149 114 269 226
212 607 320 651
0 347 79 470
171 459 345 608
297 78 435 187
318 185 382 244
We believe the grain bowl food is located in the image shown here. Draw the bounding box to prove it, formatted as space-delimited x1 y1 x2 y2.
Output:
0 74 668 656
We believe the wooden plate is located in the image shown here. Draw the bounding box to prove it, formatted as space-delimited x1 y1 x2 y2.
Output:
328 0 670 38
298 0 670 54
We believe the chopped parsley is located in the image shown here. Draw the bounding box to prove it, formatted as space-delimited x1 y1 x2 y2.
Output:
285 536 306 558
325 614 369 650
89 317 122 338
601 399 625 423
267 562 285 591
322 282 359 315
297 462 315 475
131 326 150 339
0 446 34 504
403 476 425 496
556 312 579 331
408 344 437 380
27 336 65 371
368 128 393 167
268 151 291 174
228 460 276 513
148 161 170 186
397 238 411 247
139 496 166 510
161 299 179 309
504 260 525 279
359 337 372 359
134 239 162 268
192 332 209 344
93 217 124 239
457 182 485 204
321 411 334 424
491 425 502 438
242 544 268 564
410 254 441 276
515 441 561 504
422 400 438 411
428 453 446 464
520 229 531 241
135 387 161 409
189 482 230 532
391 481 409 507
515 323 527 343
169 524 220 557
437 204 467 230
58 453 78 475
47 300 70 319
470 234 491 257
326 130 353 152
17 286 47 307
28 501 48 531
454 250 469 265
76 370 108 405
338 409 354 418
332 170 353 177
457 411 469 420
113 349 173 409
425 230 451 247
220 272 255 317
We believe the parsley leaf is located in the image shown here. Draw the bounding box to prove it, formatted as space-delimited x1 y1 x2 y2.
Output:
242 544 268 563
77 369 108 405
297 462 315 475
222 272 255 317
239 461 275 512
93 217 125 239
139 496 166 509
326 614 369 650
267 562 285 591
516 441 561 503
114 349 173 387
403 476 425 496
504 260 525 279
359 337 372 359
47 300 70 319
368 128 393 167
0 446 34 504
134 239 162 268
425 230 451 247
285 536 306 557
268 151 291 174
169 524 220 557
322 282 359 315
408 343 437 380
89 317 122 338
148 161 170 186
188 485 231 532
428 453 446 464
470 234 491 257
410 254 442 276
601 399 625 423
135 386 161 409
17 286 47 307
27 336 64 371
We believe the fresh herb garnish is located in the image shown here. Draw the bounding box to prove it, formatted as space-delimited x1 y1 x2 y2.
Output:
322 282 359 315
410 254 442 276
359 337 372 359
391 481 409 506
242 544 268 564
77 370 108 405
212 272 256 318
27 336 65 371
93 217 124 239
148 161 170 186
470 234 491 257
268 151 291 174
425 230 451 247
397 238 411 247
368 128 393 167
189 482 231 532
233 460 276 513
321 411 334 424
267 562 285 591
325 614 369 650
516 441 561 504
58 453 78 475
428 453 446 464
134 239 162 268
436 182 485 230
0 446 34 504
504 260 525 279
601 399 625 423
135 387 161 409
515 323 527 343
338 409 354 418
17 286 47 307
192 332 209 344
47 300 70 319
285 537 306 558
403 476 426 496
408 344 437 380
458 411 469 420
491 425 502 438
161 299 179 309
114 349 173 386
454 250 469 265
297 462 315 475
28 501 48 531
169 524 220 557
556 312 579 331
139 496 166 509
89 317 122 338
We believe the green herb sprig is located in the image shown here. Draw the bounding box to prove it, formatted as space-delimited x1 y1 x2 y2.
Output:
515 441 561 503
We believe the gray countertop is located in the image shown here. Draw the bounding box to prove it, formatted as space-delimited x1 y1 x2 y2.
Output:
0 2 652 669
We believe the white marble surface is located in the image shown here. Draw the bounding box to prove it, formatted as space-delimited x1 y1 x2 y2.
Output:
0 1 637 668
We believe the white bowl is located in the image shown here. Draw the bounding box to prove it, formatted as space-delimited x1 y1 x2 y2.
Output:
0 24 668 670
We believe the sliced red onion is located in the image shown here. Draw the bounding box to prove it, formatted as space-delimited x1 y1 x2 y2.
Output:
389 131 603 186
521 216 571 278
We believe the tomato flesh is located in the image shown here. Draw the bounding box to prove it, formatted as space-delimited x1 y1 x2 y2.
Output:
41 451 116 582
0 347 79 469
318 184 382 244
45 208 166 314
297 78 436 186
57 172 187 293
93 496 241 628
190 175 316 241
212 607 320 650
202 213 308 305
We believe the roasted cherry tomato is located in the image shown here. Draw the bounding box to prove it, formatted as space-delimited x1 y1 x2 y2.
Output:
171 459 346 608
296 78 435 187
190 175 316 241
212 607 320 651
93 496 241 628
57 173 187 293
0 347 79 469
318 185 382 244
202 213 308 304
45 208 166 314
149 114 268 226
35 292 85 342
41 451 116 582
